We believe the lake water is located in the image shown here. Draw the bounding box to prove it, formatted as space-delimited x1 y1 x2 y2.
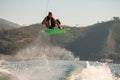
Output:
0 59 120 80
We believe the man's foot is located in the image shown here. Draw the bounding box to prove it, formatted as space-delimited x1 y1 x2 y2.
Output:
58 26 63 29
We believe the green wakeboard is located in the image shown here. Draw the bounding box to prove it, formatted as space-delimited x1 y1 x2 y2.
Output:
45 28 68 34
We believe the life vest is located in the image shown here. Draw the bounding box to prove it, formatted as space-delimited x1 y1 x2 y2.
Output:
46 16 55 27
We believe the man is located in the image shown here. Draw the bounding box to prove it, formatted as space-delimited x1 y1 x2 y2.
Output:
42 12 63 29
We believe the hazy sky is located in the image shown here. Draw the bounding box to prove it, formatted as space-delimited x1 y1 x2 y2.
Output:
0 0 120 26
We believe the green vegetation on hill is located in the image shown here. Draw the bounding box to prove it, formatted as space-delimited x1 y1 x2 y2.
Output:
67 21 113 59
0 24 44 55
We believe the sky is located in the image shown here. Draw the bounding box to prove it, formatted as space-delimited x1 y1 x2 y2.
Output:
0 0 120 26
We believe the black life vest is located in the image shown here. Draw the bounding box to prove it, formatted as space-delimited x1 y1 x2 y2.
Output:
46 16 55 27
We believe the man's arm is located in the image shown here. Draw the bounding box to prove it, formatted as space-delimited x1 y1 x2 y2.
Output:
42 17 47 24
53 18 62 29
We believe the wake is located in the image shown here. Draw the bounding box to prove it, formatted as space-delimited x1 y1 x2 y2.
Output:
68 61 120 80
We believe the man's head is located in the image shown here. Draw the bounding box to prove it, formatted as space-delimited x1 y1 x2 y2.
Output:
48 12 52 18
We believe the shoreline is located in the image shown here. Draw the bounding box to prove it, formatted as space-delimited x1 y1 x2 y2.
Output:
0 54 120 64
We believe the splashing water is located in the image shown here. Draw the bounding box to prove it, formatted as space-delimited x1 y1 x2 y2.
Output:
70 61 120 80
0 60 75 80
16 45 74 60
80 62 114 80
15 31 74 60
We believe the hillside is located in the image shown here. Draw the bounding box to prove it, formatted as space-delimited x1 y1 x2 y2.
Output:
0 24 44 54
66 21 114 59
0 18 120 63
0 18 20 31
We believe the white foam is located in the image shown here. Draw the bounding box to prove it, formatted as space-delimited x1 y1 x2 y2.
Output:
0 68 11 74
70 61 120 80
